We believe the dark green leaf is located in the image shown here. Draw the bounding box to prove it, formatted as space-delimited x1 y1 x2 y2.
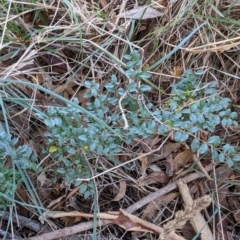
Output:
233 155 240 162
226 158 234 168
191 139 200 152
140 84 151 92
138 72 151 79
56 168 66 174
79 184 88 194
218 153 225 163
207 136 221 147
199 143 208 154
212 150 218 160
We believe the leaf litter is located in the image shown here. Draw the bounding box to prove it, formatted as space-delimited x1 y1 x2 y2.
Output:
0 0 240 239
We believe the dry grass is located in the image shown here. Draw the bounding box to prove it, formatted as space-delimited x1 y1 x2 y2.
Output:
0 0 240 239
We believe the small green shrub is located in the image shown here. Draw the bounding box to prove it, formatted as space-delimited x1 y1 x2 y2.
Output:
0 124 37 209
37 50 240 199
157 69 240 167
0 49 239 206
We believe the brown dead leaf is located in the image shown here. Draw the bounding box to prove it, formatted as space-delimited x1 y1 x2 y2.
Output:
138 151 148 176
31 74 44 84
165 154 174 176
161 142 182 156
112 212 143 232
169 65 183 78
112 209 162 234
118 6 164 19
139 172 169 187
60 207 82 226
133 136 162 152
54 81 77 95
37 171 52 187
24 13 32 23
234 210 240 224
172 149 193 172
149 142 182 164
181 221 197 240
148 164 162 172
15 187 29 217
47 195 66 209
100 0 109 13
142 192 179 220
200 131 209 142
111 181 127 202
208 165 233 190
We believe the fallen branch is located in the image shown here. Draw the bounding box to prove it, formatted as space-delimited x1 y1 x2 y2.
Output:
1 212 49 233
26 220 112 240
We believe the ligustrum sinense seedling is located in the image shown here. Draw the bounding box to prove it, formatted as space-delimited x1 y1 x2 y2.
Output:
37 50 239 199
0 124 37 209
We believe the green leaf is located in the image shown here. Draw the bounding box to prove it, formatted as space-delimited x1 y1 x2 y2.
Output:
226 158 234 168
190 126 200 133
189 114 197 123
74 179 82 186
67 148 76 154
182 133 189 141
233 155 240 162
218 153 225 163
125 69 137 78
84 191 91 199
207 136 221 147
49 145 58 153
94 99 100 108
90 141 96 151
111 75 118 84
230 112 237 119
56 168 66 174
223 144 232 153
91 88 98 97
79 184 88 194
97 109 104 119
97 144 103 154
170 101 178 111
232 120 238 127
78 135 87 141
85 81 91 88
126 61 134 69
83 91 92 98
108 97 118 105
174 132 188 142
54 117 62 127
127 82 137 92
199 143 208 154
118 88 125 96
191 139 200 152
195 69 205 75
209 81 218 88
139 84 151 92
212 150 218 160
131 50 140 60
138 72 151 79
44 119 54 128
124 54 132 60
